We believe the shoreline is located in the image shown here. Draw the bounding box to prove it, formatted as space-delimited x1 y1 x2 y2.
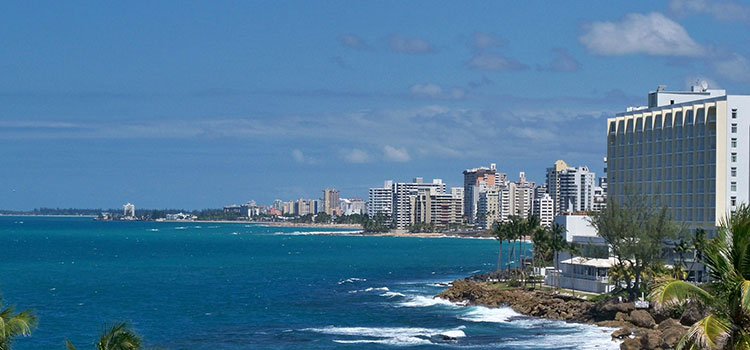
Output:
439 279 692 350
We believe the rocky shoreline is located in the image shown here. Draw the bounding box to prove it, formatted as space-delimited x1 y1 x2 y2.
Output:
438 280 703 350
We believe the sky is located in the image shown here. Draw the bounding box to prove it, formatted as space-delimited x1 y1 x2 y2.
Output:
3 1 750 210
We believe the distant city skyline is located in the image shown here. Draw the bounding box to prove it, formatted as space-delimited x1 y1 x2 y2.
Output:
3 1 750 209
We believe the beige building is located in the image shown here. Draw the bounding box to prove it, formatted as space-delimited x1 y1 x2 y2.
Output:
323 188 340 216
409 187 463 229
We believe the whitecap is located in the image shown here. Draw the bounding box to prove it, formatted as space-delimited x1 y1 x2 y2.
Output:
337 278 366 285
363 287 389 292
305 325 465 346
148 229 159 232
380 292 406 298
174 226 187 230
458 306 522 323
501 323 620 350
231 232 239 235
396 295 464 308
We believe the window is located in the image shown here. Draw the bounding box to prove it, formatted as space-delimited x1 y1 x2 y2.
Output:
732 182 737 191
732 152 738 162
732 167 737 177
732 196 737 207
732 123 738 133
732 109 738 119
732 138 738 148
670 100 675 105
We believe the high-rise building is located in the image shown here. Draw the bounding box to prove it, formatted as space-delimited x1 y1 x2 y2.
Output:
392 178 446 229
368 180 393 218
607 84 750 229
323 188 340 215
533 193 554 227
463 163 505 223
477 187 500 228
123 203 135 217
340 198 366 216
409 187 463 229
546 161 596 214
295 199 318 216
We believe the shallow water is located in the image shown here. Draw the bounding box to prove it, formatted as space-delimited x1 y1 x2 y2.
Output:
0 216 618 349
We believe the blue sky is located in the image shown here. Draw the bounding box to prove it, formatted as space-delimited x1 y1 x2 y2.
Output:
3 1 750 210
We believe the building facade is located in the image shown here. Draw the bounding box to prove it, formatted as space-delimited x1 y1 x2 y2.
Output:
546 160 596 215
323 188 340 216
392 178 446 229
368 180 393 218
607 85 750 228
463 164 504 223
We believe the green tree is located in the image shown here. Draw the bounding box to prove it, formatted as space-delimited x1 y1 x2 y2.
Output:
651 204 750 350
588 193 679 300
492 222 507 272
66 322 142 350
314 212 331 224
0 301 37 350
547 223 568 290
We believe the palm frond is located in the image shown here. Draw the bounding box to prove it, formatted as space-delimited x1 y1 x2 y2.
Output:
650 279 713 309
677 314 730 350
65 339 77 350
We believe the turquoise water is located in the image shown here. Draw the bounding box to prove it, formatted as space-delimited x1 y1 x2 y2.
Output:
0 216 617 349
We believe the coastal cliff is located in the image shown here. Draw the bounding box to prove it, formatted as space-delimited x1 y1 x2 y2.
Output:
438 280 700 350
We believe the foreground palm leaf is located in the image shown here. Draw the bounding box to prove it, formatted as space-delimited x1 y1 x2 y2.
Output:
96 322 141 350
0 303 38 350
651 204 750 350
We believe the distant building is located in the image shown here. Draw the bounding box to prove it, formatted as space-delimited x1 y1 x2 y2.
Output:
166 212 197 221
273 199 283 211
223 205 242 214
340 197 366 216
368 180 393 218
546 160 596 215
392 178 446 229
533 192 554 227
295 198 317 216
409 187 463 229
463 163 505 223
323 188 341 216
282 201 295 215
123 203 135 217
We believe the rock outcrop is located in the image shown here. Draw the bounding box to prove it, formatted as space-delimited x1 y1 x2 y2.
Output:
438 279 691 350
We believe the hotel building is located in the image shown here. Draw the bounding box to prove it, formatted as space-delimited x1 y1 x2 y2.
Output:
607 84 750 230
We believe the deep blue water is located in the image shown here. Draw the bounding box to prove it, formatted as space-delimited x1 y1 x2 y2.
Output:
0 216 618 349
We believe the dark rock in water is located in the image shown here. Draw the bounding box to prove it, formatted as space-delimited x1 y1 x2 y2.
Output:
629 310 656 329
611 328 631 339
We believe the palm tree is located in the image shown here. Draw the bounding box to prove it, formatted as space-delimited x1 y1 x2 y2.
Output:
548 223 568 289
0 302 38 350
493 221 509 273
651 204 750 350
66 322 142 350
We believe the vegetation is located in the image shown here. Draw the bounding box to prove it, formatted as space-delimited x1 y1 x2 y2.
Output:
493 215 544 274
362 212 392 233
588 193 680 300
65 322 142 350
651 204 750 350
407 222 436 233
0 301 37 350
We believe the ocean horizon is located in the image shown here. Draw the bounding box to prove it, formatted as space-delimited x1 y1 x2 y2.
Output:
0 216 617 349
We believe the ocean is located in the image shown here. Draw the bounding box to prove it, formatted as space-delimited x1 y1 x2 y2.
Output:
0 216 618 349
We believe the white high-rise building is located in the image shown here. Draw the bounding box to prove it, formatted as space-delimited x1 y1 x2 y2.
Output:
546 161 596 214
607 84 750 229
368 180 393 218
409 187 463 229
123 203 135 217
340 198 366 216
533 193 554 227
392 178 446 229
463 164 505 223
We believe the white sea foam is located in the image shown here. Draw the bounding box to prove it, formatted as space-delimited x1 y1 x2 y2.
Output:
148 228 159 232
380 291 406 298
276 230 363 236
174 226 187 230
364 287 389 292
338 278 366 285
306 325 465 346
501 323 620 350
458 306 522 323
397 295 464 308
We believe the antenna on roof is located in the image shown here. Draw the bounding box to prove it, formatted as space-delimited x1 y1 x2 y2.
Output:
656 85 666 92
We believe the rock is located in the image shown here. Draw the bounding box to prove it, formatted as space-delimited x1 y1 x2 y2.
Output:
660 326 687 349
603 302 635 313
611 328 631 339
597 320 635 329
621 337 642 350
640 330 661 350
615 311 629 322
630 309 657 328
680 304 706 326
658 318 683 331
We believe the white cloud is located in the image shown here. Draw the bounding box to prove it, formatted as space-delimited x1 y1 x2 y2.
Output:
340 148 370 163
388 34 434 54
338 34 368 49
409 83 466 100
669 0 750 21
383 145 410 162
714 53 750 81
291 149 315 164
472 32 505 50
579 12 704 56
538 48 581 72
466 52 528 71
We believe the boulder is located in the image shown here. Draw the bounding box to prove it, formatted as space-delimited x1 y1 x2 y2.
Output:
621 337 642 350
615 311 629 322
630 309 657 328
658 318 683 331
603 302 635 313
611 327 631 339
597 320 635 329
660 326 687 349
640 330 661 350
680 304 706 326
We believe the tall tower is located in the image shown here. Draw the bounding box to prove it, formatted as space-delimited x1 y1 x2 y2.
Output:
323 188 340 215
